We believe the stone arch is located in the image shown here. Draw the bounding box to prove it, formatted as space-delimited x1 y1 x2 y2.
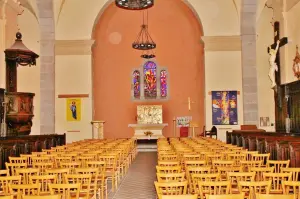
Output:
92 0 205 138
91 0 204 38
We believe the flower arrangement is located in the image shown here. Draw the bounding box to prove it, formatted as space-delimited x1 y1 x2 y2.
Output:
144 131 153 136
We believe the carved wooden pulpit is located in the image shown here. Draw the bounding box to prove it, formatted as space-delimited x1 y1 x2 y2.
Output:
4 32 39 136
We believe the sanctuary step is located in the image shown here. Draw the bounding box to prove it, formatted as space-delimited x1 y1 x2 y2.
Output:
137 139 157 152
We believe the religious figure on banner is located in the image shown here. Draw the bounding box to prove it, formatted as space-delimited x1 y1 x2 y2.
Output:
268 40 280 89
70 101 77 120
66 98 81 121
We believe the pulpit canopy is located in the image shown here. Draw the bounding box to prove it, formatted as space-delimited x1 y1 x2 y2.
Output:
4 32 39 66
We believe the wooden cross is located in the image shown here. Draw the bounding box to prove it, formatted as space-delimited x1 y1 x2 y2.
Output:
187 97 195 111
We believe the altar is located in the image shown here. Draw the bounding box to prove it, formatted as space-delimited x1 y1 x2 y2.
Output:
128 123 168 139
129 105 168 139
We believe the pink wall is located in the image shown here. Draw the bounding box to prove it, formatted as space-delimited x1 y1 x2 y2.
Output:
92 0 204 138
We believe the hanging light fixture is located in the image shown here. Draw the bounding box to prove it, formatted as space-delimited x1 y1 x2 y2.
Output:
132 11 156 59
115 0 154 10
132 24 156 50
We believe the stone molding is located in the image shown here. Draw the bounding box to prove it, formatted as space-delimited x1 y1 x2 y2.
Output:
55 40 95 55
201 36 241 51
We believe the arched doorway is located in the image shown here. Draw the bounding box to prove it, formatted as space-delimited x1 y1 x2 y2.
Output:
92 0 204 138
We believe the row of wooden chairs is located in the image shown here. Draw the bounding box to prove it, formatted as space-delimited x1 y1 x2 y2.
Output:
0 138 137 199
155 137 299 199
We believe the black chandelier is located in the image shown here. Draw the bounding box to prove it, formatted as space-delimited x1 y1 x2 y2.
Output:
132 11 156 59
115 0 154 10
132 24 156 50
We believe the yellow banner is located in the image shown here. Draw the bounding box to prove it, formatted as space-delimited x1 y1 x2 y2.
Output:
66 98 81 121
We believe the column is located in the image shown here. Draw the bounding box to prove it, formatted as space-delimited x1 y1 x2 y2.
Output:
91 121 105 139
36 0 55 134
241 0 259 125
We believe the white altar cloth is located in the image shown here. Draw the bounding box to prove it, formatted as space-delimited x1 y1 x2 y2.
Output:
128 123 168 139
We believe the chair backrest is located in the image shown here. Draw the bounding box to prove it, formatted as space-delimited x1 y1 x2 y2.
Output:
162 195 197 199
206 193 244 199
255 194 295 199
22 195 61 199
156 172 185 182
49 183 80 199
154 181 188 199
0 196 13 199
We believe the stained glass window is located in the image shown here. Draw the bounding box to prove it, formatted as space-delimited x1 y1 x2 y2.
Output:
144 61 157 98
160 70 167 97
133 70 140 98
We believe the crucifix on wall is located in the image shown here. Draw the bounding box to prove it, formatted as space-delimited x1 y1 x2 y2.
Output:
267 22 288 90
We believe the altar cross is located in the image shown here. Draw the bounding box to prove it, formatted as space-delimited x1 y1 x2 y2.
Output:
185 97 195 111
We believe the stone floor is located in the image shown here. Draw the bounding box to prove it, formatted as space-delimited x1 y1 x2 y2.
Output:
108 152 157 199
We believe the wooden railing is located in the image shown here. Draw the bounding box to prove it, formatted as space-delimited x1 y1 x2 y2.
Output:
0 134 66 169
226 131 300 167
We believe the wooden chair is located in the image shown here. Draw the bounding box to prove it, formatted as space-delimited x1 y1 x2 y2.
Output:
251 154 270 166
154 181 188 199
198 181 230 199
267 160 290 173
206 193 244 199
156 166 182 174
282 181 300 196
75 168 103 199
281 167 300 181
49 184 80 199
263 172 292 194
64 174 92 199
15 168 39 184
227 172 255 193
255 194 295 199
9 184 41 199
0 176 22 195
158 161 181 167
192 173 220 195
45 168 69 184
162 195 197 199
29 175 57 195
248 167 274 181
156 173 185 182
238 181 271 199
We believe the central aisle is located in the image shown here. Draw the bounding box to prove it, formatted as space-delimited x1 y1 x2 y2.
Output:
109 152 158 199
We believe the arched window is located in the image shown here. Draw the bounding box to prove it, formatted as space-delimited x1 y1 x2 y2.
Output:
144 61 157 99
133 70 140 98
132 61 169 100
160 70 167 97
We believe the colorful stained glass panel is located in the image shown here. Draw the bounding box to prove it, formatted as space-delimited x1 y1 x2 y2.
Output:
144 61 157 98
160 70 167 97
133 70 140 98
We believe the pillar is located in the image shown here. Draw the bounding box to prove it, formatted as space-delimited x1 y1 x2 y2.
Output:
36 0 55 134
241 0 259 125
91 121 105 139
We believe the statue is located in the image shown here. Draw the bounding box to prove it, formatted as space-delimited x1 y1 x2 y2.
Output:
268 40 280 89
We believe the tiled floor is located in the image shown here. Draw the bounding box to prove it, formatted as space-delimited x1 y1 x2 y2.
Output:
108 152 158 199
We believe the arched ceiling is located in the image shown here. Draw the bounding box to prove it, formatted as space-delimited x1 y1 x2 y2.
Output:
56 0 241 28
56 0 66 24
18 0 38 21
286 0 300 12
